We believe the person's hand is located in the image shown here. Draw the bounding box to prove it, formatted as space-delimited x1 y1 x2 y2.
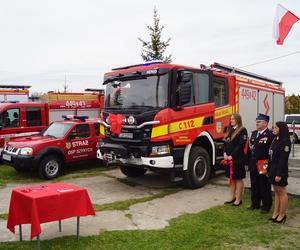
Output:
228 156 233 161
275 176 281 182
223 153 228 160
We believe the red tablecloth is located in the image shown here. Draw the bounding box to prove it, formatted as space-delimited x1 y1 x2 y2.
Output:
7 183 95 239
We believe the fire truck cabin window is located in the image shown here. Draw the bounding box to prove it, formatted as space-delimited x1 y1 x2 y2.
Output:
105 74 169 109
213 77 228 107
286 115 300 124
0 108 20 128
69 124 91 140
26 107 42 127
194 73 209 104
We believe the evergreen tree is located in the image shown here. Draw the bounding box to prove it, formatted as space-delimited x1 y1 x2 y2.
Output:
138 7 172 63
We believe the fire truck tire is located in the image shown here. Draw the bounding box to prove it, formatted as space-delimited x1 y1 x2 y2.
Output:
38 155 62 179
120 165 147 177
183 146 211 189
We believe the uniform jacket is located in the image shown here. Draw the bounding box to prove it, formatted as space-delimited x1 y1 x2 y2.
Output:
248 128 275 172
268 137 291 177
224 126 248 164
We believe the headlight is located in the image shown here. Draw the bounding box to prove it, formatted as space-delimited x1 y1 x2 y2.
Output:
127 116 135 125
150 145 170 156
19 148 33 155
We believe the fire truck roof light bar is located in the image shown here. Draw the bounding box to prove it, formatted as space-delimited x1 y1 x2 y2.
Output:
212 62 282 86
0 85 31 89
112 60 163 71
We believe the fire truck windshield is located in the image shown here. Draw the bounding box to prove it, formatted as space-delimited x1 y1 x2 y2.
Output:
105 74 168 109
42 122 72 139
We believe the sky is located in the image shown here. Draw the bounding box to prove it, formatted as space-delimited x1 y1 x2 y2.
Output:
0 0 299 95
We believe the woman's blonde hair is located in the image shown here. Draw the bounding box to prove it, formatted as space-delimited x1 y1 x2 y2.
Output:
232 113 243 127
224 113 244 141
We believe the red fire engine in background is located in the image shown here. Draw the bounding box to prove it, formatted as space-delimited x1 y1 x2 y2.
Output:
97 61 285 188
0 86 104 152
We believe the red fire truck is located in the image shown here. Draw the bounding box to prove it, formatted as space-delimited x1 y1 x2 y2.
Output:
0 90 104 152
2 116 101 179
97 61 285 188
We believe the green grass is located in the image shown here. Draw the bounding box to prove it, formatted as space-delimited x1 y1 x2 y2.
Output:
1 191 300 250
93 188 180 212
0 161 115 188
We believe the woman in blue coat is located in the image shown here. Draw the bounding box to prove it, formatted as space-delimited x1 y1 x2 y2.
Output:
268 121 291 223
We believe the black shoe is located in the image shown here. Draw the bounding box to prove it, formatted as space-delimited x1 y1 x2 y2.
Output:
268 215 278 221
232 200 242 206
260 209 270 214
274 215 287 224
224 198 236 204
247 206 260 210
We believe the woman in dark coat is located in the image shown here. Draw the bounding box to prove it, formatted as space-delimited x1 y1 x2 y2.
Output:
223 113 248 206
268 121 291 223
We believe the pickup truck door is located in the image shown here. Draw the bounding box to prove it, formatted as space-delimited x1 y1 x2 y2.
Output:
64 124 94 162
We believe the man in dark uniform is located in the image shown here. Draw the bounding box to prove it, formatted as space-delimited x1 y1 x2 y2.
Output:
248 114 275 213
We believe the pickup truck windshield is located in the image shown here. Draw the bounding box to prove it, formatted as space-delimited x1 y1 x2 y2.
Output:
42 122 72 138
105 74 168 109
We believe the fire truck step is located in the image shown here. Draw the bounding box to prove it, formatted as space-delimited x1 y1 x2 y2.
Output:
169 172 183 183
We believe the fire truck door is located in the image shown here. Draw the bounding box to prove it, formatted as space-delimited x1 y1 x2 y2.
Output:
65 124 94 161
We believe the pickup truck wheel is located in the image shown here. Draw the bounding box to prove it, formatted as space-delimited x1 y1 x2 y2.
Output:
38 155 62 179
183 146 211 189
120 165 147 177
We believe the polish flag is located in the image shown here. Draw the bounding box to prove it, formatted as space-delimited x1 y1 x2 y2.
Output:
273 4 299 45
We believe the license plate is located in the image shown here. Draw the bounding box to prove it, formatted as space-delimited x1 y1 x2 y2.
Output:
118 132 133 139
2 154 11 161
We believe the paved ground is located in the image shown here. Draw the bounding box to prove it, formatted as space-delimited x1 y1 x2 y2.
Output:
0 170 228 242
0 144 299 243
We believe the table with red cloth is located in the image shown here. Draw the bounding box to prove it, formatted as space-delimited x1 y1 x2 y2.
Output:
7 182 95 240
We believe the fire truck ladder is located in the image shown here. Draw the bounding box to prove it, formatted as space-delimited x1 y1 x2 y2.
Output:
212 62 282 86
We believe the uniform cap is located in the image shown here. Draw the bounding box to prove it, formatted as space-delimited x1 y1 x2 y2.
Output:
256 113 269 122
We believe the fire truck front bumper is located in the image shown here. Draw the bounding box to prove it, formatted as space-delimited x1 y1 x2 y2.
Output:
97 149 174 169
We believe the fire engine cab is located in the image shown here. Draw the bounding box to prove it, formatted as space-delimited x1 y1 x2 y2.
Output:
2 116 101 179
97 61 285 188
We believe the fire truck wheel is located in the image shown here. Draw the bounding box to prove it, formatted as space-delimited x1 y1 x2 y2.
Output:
38 155 62 179
120 165 147 177
184 146 211 189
